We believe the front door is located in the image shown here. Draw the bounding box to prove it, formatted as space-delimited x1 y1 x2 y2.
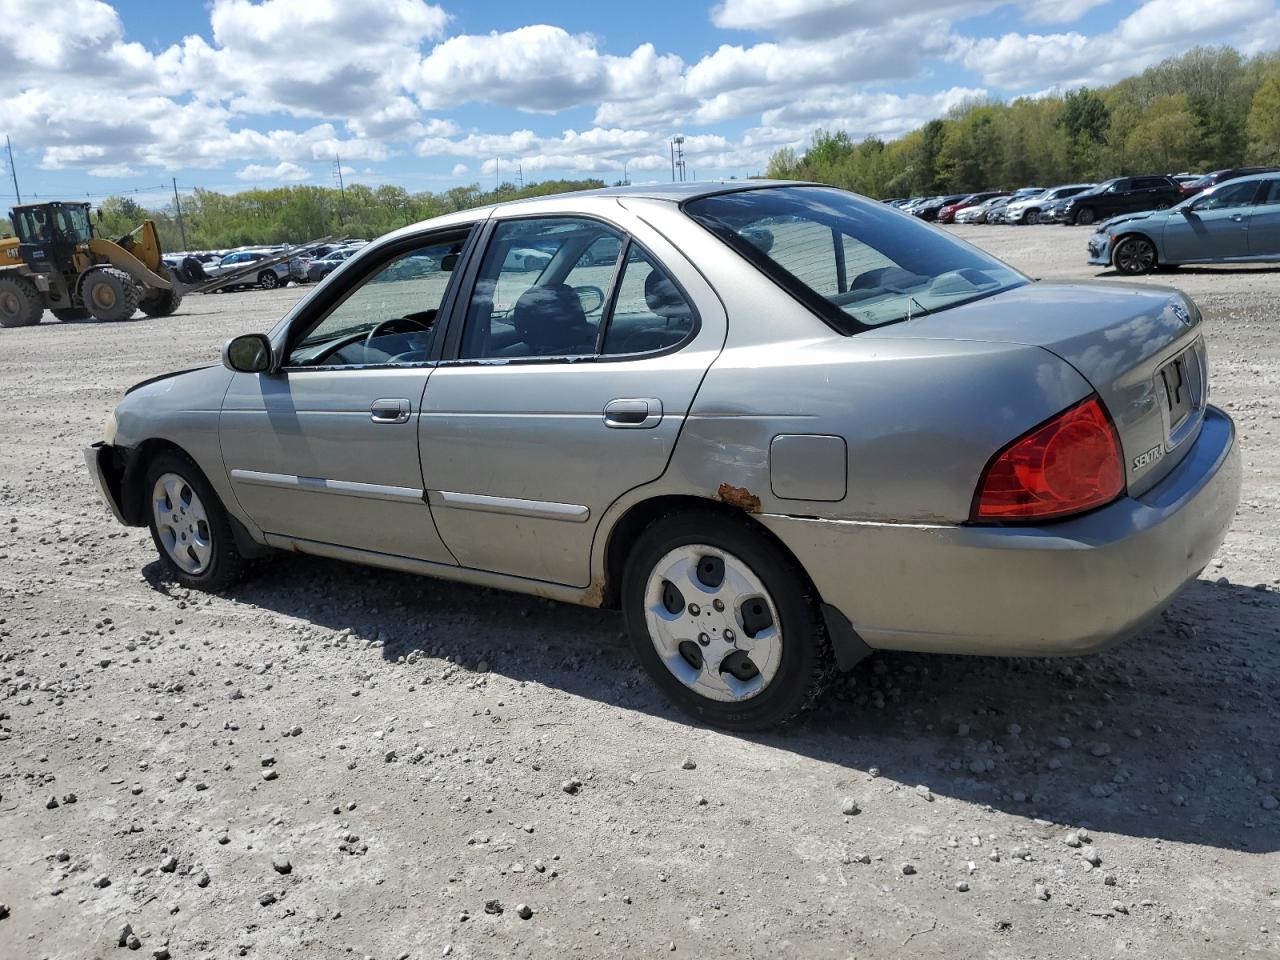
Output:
419 211 725 587
1162 179 1258 262
220 230 473 562
1248 179 1280 257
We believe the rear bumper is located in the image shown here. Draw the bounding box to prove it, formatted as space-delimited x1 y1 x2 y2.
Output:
761 406 1240 656
84 442 129 524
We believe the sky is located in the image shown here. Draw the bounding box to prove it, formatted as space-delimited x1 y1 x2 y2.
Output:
1 0 1278 207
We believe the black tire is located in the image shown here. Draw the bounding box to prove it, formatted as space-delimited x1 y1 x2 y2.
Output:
51 306 91 322
1113 236 1157 275
139 286 183 318
0 274 44 328
1074 207 1097 226
258 270 279 290
143 450 250 592
621 509 833 730
81 268 139 321
1021 209 1039 225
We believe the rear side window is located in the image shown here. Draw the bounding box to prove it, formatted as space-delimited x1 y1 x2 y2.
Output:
686 186 1025 334
1260 180 1280 205
601 246 694 356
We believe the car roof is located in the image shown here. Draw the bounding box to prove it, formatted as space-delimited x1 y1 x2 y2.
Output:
495 178 816 207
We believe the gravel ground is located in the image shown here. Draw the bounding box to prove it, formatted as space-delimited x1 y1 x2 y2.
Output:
1 224 1277 960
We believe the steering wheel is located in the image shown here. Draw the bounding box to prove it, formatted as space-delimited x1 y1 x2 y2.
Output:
364 315 432 351
574 284 606 315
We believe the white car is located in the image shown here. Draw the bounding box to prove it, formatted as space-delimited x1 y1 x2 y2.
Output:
1004 185 1095 225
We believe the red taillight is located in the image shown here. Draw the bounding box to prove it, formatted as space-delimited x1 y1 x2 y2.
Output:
972 395 1125 521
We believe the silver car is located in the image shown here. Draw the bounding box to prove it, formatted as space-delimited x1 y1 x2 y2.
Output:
1088 172 1280 274
85 182 1241 730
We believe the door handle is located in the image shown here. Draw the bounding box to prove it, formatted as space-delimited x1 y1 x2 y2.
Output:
603 397 663 429
370 398 411 424
1230 214 1246 222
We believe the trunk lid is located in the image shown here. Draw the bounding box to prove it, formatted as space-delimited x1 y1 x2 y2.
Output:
863 281 1208 496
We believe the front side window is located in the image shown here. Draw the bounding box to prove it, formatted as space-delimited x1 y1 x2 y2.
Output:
1195 180 1260 211
288 233 468 366
686 186 1025 334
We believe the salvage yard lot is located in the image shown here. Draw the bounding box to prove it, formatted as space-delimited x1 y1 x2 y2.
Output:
0 223 1276 959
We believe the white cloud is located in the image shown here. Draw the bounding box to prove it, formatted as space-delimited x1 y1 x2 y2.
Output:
415 26 683 114
956 0 1275 90
237 161 312 182
451 163 469 176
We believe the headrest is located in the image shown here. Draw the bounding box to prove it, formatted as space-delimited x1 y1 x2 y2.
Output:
511 283 588 353
644 269 690 320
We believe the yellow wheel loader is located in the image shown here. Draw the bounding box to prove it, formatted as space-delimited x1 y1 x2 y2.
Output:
0 201 184 328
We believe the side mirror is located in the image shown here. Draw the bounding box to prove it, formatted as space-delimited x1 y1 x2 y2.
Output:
222 333 273 373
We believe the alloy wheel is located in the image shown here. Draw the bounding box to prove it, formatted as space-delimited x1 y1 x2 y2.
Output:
1116 238 1156 274
643 544 783 703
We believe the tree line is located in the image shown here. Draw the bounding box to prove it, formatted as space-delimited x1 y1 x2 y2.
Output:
1 178 606 253
766 46 1280 198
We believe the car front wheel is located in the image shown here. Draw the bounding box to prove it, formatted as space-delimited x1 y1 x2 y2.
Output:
621 510 832 730
258 270 279 290
1074 208 1096 226
144 451 249 591
1113 236 1157 275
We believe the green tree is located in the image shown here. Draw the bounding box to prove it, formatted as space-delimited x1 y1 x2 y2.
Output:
1124 94 1202 172
1247 71 1280 162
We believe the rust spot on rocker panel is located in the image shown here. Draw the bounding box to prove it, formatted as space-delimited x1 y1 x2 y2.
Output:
716 483 762 514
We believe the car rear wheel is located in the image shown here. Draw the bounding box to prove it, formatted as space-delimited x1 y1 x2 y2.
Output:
1074 208 1097 226
1113 236 1157 275
621 510 832 730
144 450 249 591
258 270 279 290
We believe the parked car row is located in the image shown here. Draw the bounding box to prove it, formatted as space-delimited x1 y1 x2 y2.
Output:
887 167 1278 229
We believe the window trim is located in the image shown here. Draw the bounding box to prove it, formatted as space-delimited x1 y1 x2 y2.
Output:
278 223 481 372
435 211 701 367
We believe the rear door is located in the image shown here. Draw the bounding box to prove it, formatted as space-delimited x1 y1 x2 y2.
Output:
220 228 475 562
1162 179 1259 262
1248 179 1280 256
418 203 725 587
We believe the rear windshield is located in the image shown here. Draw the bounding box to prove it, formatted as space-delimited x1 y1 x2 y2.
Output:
685 186 1026 334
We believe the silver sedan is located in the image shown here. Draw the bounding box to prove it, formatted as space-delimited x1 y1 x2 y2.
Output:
86 182 1241 730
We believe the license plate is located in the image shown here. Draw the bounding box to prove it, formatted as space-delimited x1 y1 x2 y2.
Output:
1160 354 1192 430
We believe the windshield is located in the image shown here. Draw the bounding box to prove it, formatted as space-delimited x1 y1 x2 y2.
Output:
685 186 1027 334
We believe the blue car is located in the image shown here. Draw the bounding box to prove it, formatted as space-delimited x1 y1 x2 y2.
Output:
1088 172 1280 274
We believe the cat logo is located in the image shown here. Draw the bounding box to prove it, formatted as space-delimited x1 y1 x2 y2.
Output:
1133 445 1164 470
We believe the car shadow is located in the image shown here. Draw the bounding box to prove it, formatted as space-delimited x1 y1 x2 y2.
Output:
150 554 1280 853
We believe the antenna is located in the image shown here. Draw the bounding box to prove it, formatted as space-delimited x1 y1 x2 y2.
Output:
172 177 188 250
332 154 347 226
5 136 20 204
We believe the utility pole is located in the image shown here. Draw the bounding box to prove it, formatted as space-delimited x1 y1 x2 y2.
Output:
670 136 686 182
494 158 500 195
5 136 20 204
333 154 347 226
622 162 628 185
670 140 675 182
517 163 523 190
171 177 188 250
